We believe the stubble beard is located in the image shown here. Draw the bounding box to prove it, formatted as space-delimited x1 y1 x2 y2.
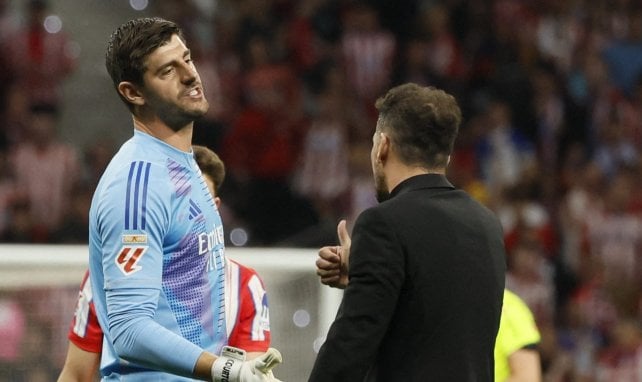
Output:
166 100 209 132
374 171 390 203
148 89 209 132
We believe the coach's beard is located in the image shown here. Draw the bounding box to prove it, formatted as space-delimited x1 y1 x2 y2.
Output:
374 172 390 203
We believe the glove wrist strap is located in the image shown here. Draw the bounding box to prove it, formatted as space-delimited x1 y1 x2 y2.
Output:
211 346 246 382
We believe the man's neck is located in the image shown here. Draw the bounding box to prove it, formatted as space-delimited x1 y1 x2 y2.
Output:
132 116 193 152
385 162 445 193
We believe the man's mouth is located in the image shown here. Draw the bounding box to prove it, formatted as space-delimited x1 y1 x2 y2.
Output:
185 86 202 98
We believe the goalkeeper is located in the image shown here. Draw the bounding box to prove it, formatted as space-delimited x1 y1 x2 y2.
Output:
81 17 281 381
58 146 277 381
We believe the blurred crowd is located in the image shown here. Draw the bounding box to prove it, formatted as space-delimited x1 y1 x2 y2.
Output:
1 0 642 380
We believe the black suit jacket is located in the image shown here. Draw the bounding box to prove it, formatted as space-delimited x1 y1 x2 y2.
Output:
309 174 506 382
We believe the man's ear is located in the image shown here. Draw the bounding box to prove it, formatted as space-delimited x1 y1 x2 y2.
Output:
376 132 390 164
118 81 145 106
214 197 222 209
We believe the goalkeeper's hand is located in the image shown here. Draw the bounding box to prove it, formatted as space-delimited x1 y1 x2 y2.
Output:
211 346 283 382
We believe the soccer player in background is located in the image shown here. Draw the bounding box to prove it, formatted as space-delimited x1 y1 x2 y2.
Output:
58 146 273 381
86 17 280 381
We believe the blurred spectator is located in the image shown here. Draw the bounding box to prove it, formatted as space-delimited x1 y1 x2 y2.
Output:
280 88 354 248
340 3 396 117
0 0 18 149
8 103 81 242
506 238 556 327
592 117 638 180
571 257 619 344
417 3 467 93
535 2 579 73
392 37 439 88
154 0 214 51
486 0 538 137
582 169 642 299
81 138 115 189
613 74 642 150
285 0 334 75
1 84 30 147
552 274 615 382
602 10 642 97
5 0 77 108
499 161 558 259
208 0 245 127
448 116 491 206
51 184 91 244
558 158 605 275
476 99 536 196
0 0 16 36
531 64 566 174
1 196 34 243
565 45 610 152
595 318 642 382
0 151 16 238
221 33 316 245
293 90 350 222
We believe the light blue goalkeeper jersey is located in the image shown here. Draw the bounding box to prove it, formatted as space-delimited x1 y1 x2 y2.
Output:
88 130 227 381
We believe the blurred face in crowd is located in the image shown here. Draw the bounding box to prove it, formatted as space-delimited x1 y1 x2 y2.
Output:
29 111 56 147
137 34 209 131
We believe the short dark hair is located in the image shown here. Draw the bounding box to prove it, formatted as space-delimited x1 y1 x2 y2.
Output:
193 145 225 193
105 17 183 110
375 83 461 168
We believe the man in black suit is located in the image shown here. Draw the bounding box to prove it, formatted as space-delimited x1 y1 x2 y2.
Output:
310 83 506 381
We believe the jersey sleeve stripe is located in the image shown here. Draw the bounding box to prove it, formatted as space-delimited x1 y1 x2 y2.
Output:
248 276 267 341
125 161 151 230
141 162 151 230
132 161 144 229
72 272 93 337
125 162 136 229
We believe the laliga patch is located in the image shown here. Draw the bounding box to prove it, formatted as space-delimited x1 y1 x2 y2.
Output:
122 234 148 244
116 246 148 275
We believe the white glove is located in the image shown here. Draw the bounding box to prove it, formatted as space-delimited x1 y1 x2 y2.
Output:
211 346 283 382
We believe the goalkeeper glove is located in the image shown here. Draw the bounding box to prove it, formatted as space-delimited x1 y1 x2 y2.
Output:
211 346 282 382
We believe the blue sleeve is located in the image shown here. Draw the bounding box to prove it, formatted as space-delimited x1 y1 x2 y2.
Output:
96 161 203 375
106 288 203 376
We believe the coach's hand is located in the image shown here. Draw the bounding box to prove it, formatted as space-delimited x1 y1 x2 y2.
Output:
316 219 351 289
211 346 282 382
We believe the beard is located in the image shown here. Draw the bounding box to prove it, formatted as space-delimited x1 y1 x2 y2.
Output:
146 90 209 132
374 171 390 203
159 100 209 132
